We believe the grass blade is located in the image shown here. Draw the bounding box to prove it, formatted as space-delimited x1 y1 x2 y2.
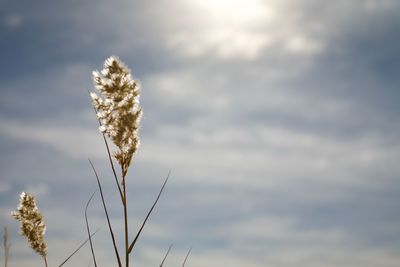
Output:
159 244 173 267
89 159 122 267
85 191 98 267
127 171 170 254
182 248 192 267
57 229 99 267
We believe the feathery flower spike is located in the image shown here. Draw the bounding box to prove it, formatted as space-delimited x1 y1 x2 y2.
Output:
12 192 48 258
90 56 142 178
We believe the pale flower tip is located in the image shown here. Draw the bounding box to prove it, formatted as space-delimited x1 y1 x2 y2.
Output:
92 70 100 78
105 56 118 67
108 55 119 62
90 92 98 100
99 125 106 133
101 69 109 76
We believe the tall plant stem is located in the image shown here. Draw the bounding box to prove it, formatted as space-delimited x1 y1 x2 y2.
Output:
89 159 122 267
3 226 10 267
44 256 48 267
122 176 129 267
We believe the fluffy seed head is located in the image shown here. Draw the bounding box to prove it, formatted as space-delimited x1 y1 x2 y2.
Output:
90 56 142 177
12 192 47 257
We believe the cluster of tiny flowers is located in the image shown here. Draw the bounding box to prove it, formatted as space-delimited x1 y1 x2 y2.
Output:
12 192 47 257
90 56 142 177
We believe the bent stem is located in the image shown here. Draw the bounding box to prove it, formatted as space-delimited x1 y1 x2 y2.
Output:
89 159 122 267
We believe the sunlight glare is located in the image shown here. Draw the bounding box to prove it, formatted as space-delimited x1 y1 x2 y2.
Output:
192 0 275 26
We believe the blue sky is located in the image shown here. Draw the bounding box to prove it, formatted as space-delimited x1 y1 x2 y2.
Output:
1 0 400 266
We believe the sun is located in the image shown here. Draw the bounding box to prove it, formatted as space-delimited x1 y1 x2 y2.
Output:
191 0 276 27
170 0 280 59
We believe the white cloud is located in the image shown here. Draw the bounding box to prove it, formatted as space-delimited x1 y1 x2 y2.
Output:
24 183 49 197
0 180 11 193
139 67 400 190
285 34 323 54
3 14 23 29
166 30 273 60
364 0 397 12
139 121 399 188
218 215 348 245
0 117 103 160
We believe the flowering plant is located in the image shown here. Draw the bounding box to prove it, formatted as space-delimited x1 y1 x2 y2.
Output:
12 192 48 265
10 56 189 267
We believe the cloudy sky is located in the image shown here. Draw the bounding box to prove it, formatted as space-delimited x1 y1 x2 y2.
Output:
1 0 400 266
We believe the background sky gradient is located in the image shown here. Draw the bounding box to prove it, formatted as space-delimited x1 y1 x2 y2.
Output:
1 1 400 266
